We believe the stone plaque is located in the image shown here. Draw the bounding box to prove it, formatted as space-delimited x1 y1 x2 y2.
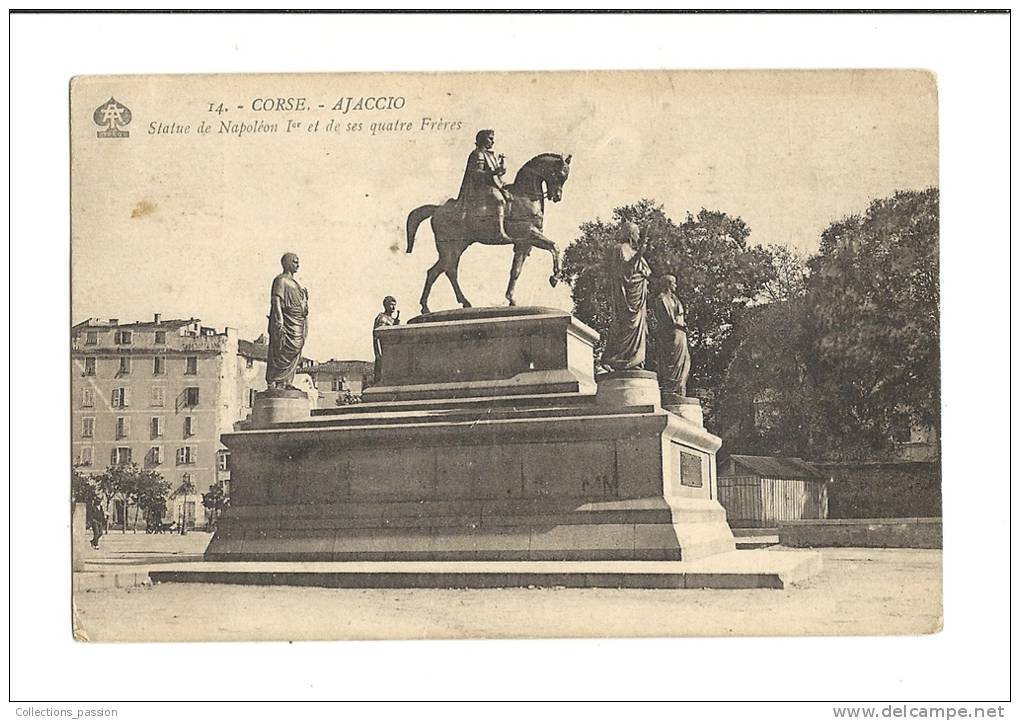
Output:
680 450 704 488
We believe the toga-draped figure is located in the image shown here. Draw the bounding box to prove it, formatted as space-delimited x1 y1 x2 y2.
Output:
266 252 309 390
652 274 691 397
602 221 652 371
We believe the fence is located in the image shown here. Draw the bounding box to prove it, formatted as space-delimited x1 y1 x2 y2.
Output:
718 475 827 528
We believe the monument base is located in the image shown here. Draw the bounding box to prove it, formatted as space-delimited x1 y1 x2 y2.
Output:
209 308 736 564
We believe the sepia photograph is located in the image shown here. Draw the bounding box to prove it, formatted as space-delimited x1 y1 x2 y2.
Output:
69 68 941 641
8 8 1012 711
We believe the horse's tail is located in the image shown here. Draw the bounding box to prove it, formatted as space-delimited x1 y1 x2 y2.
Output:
406 204 439 254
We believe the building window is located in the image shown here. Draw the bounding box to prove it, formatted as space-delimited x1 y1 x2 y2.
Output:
116 416 131 439
115 330 133 345
112 447 132 465
85 331 98 346
153 356 165 375
151 387 165 407
118 356 131 375
154 331 167 344
331 378 345 392
185 356 198 375
111 387 130 408
184 387 200 407
247 388 258 408
83 357 96 376
81 417 95 438
78 446 94 467
150 416 163 439
148 446 164 466
184 416 196 437
217 451 229 472
81 388 95 408
176 446 196 465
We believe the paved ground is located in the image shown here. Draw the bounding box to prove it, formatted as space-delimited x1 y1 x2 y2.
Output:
73 547 942 641
82 530 213 566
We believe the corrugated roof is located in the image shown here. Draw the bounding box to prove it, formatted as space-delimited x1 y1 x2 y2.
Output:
727 455 826 480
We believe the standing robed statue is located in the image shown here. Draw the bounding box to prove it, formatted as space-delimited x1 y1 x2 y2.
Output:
602 221 652 371
266 252 309 390
652 273 692 398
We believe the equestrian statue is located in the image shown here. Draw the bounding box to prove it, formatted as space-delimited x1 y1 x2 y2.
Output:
406 128 572 314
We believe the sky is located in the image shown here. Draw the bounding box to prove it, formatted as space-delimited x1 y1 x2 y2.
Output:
71 70 937 361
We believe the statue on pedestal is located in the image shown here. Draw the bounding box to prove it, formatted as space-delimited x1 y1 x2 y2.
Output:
602 222 652 371
652 274 691 398
372 295 400 383
265 252 309 391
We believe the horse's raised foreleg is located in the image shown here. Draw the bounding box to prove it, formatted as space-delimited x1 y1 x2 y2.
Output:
526 227 561 288
505 245 531 306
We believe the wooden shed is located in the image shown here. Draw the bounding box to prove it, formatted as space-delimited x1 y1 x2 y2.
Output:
717 455 829 528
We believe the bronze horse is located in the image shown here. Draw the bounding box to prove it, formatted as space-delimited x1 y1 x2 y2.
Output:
406 152 571 314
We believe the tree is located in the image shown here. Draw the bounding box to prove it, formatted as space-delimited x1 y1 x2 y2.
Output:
87 463 170 532
714 298 820 457
759 244 810 302
807 187 940 453
72 467 99 506
202 482 230 531
714 188 939 461
94 465 133 532
559 200 776 400
131 470 171 531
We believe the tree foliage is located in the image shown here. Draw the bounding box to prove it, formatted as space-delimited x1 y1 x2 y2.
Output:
202 481 230 530
71 467 99 505
715 188 940 460
809 188 940 437
86 463 170 530
559 200 776 394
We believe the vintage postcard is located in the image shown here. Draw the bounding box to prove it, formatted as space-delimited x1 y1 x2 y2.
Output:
70 70 941 642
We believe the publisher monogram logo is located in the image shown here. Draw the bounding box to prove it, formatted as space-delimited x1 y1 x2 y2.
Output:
93 97 132 138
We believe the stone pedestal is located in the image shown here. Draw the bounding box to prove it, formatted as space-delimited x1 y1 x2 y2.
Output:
365 306 598 402
662 394 704 427
208 307 735 563
595 370 661 408
252 389 310 428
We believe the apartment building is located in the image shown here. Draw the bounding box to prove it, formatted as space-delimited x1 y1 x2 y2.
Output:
71 315 269 529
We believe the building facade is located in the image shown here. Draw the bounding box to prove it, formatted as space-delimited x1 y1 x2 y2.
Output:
71 315 269 529
296 359 373 407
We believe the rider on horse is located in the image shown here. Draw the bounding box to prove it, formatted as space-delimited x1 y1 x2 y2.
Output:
458 129 513 242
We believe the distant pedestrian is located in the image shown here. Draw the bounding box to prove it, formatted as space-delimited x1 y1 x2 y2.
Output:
86 498 105 549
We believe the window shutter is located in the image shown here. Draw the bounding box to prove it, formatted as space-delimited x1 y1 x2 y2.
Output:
112 389 119 407
123 388 130 407
111 448 118 465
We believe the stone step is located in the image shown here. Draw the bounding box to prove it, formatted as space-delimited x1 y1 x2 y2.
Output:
153 550 823 590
